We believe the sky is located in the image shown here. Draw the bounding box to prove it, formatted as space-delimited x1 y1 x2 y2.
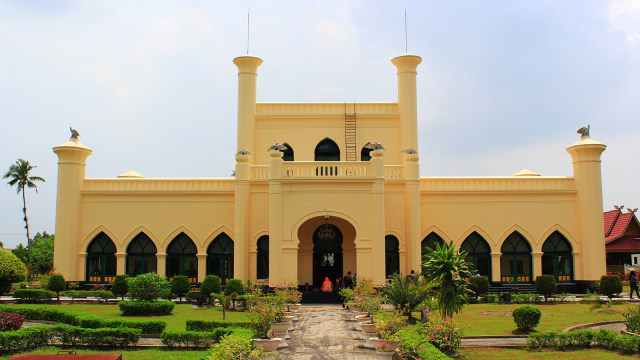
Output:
1 0 639 249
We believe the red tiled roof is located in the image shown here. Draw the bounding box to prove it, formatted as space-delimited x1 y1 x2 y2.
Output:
604 209 620 237
606 213 633 243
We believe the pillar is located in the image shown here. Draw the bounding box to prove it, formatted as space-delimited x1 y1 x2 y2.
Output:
157 253 167 277
234 153 252 280
116 253 127 275
391 54 422 152
233 55 263 154
403 152 421 274
53 138 93 282
490 252 502 283
370 149 386 285
566 135 607 281
532 251 543 281
268 150 284 286
196 253 207 282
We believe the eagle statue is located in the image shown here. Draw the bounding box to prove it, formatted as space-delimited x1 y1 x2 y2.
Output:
236 149 252 156
267 143 288 151
69 127 80 140
577 125 590 138
364 142 385 151
401 147 417 155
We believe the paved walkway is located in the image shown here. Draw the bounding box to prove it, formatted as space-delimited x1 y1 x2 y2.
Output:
265 304 376 360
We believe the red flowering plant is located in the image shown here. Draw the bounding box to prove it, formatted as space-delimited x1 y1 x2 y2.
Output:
422 313 462 351
246 299 278 339
624 305 640 334
274 280 302 304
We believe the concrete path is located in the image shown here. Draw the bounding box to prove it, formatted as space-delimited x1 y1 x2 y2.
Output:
264 304 376 360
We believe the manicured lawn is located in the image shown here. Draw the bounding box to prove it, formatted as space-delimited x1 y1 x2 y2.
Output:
457 347 639 359
0 347 209 360
7 303 249 331
417 303 631 336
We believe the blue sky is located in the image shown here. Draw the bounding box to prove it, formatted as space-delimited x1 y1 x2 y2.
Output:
1 0 639 248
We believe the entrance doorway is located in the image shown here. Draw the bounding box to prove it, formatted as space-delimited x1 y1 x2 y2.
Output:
312 223 343 288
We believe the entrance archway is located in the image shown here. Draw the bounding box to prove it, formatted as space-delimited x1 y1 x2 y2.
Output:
312 224 343 288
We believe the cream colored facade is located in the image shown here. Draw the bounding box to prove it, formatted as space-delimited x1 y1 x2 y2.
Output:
53 53 608 288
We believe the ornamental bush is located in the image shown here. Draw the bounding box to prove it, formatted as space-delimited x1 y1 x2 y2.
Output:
46 274 66 301
171 275 191 302
13 289 52 303
204 330 261 360
535 275 557 301
201 275 222 296
118 300 175 316
600 275 623 299
0 250 27 294
161 327 253 348
50 324 141 347
624 304 640 334
127 273 170 302
111 275 128 300
0 311 25 331
468 276 489 299
392 324 451 360
186 320 252 332
224 279 245 296
0 325 50 353
513 305 542 331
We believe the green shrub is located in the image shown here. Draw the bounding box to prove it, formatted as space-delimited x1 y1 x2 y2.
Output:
224 279 245 296
393 324 450 360
186 290 200 302
511 293 540 304
535 275 557 301
0 250 27 294
66 290 94 299
0 325 50 353
50 324 141 347
111 275 128 300
600 275 623 299
201 275 222 296
527 329 636 353
46 274 66 300
95 290 112 302
468 276 489 299
13 289 52 302
612 334 640 354
481 294 498 303
127 273 170 302
171 275 191 302
624 304 640 333
512 305 541 331
186 319 252 332
118 300 175 316
205 332 262 360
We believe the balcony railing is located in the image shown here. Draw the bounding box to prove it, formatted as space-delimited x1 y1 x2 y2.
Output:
282 162 370 178
83 178 235 193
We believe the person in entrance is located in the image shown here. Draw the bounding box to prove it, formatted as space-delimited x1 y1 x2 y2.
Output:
322 277 333 292
343 271 354 289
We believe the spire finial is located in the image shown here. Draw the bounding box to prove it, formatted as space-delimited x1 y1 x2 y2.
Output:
247 10 250 54
404 7 408 53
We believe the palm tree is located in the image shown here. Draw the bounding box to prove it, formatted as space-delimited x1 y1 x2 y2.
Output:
3 159 45 247
383 273 434 319
422 241 473 319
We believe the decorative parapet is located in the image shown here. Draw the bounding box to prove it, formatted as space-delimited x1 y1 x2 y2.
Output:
384 165 404 180
281 162 370 178
256 102 399 116
83 178 235 193
251 165 270 180
420 177 576 193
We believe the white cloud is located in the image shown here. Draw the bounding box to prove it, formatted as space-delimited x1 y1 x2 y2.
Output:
609 0 640 46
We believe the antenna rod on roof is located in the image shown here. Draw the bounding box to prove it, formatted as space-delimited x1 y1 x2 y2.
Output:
247 10 250 54
404 7 408 53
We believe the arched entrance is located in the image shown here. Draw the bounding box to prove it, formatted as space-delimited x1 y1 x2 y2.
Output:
312 224 343 288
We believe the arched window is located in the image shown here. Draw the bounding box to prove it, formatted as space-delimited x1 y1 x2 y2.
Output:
281 143 294 161
126 233 157 277
500 231 532 283
385 235 400 278
421 232 445 258
361 144 372 161
207 233 234 285
460 232 491 278
542 231 573 283
166 233 198 283
257 235 269 279
315 138 340 161
86 232 117 283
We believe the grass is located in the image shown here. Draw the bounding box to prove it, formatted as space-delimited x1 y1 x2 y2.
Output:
415 303 631 336
0 347 209 360
7 303 249 331
457 347 639 359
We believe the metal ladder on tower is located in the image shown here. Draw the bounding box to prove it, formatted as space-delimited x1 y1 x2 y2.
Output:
345 102 357 161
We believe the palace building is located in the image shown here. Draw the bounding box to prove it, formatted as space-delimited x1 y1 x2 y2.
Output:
52 52 608 289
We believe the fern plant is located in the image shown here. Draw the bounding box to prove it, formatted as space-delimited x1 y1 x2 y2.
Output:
383 273 434 319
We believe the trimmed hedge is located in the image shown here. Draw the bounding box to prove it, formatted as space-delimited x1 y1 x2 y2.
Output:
600 275 623 299
528 329 640 354
162 327 254 348
513 305 542 331
13 289 53 302
0 305 166 334
468 276 489 298
0 325 50 353
186 319 252 332
535 275 557 301
51 324 141 347
118 300 175 316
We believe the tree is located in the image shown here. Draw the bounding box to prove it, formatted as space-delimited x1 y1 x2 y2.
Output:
47 274 66 300
127 273 170 302
28 233 54 274
0 249 27 293
112 275 129 300
171 275 191 302
200 275 222 296
3 159 45 246
535 275 557 302
13 244 28 264
468 276 489 300
383 273 433 319
422 241 473 320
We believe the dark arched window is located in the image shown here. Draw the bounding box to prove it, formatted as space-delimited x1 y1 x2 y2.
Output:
385 235 400 278
460 232 491 278
421 232 445 258
315 138 340 161
542 231 573 283
500 231 532 283
86 232 117 283
207 233 234 285
281 143 294 161
257 235 269 279
361 144 372 161
126 233 157 277
166 233 198 282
